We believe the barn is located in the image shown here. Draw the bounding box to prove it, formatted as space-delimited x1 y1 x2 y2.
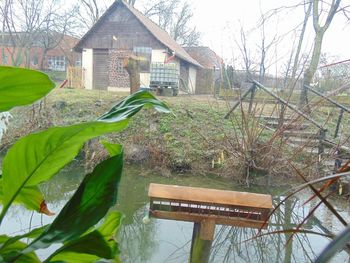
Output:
74 0 202 93
184 46 223 94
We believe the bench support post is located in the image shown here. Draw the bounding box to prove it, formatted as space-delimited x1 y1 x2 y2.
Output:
189 221 215 263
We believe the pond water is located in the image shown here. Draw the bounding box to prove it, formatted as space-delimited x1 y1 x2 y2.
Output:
1 162 350 263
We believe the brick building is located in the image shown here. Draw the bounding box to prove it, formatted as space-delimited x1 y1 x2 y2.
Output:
0 32 81 71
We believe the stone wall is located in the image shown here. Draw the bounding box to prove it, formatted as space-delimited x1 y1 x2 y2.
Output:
108 49 131 88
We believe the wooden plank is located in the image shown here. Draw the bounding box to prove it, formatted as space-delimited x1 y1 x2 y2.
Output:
252 80 325 130
150 210 268 229
304 85 350 114
282 131 319 139
148 183 272 209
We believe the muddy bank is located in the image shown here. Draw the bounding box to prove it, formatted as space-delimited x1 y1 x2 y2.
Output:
2 88 300 185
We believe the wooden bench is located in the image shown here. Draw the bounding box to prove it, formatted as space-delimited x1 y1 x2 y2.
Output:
148 183 272 240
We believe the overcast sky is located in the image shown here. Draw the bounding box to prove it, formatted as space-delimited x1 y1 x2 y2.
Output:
107 0 350 72
187 0 350 66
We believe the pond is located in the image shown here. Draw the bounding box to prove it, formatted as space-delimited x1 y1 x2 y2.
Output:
1 161 350 263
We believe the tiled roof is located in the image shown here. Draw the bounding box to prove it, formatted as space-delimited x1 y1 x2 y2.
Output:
184 46 223 69
74 0 201 68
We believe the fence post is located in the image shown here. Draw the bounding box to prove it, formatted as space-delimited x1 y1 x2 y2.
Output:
317 129 326 173
278 104 286 128
334 109 344 138
248 85 256 114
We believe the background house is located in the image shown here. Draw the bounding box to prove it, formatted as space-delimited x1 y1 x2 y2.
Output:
184 46 223 94
0 32 80 72
74 0 202 93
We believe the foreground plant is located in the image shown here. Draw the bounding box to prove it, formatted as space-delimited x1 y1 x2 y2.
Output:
0 66 171 262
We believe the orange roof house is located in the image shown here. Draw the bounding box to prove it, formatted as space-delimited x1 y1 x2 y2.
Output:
0 32 80 72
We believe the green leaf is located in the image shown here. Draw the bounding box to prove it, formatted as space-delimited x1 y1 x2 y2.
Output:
0 235 40 262
100 141 123 157
0 66 55 112
0 179 45 213
25 150 124 252
0 225 48 252
98 90 172 122
1 90 171 219
47 211 124 262
1 120 129 218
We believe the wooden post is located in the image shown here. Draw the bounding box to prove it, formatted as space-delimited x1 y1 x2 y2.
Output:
318 129 326 156
334 109 344 138
317 129 326 173
278 104 286 128
189 222 213 263
224 84 255 119
248 85 256 115
123 56 140 94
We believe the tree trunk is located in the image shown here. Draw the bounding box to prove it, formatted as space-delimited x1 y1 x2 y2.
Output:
40 49 48 70
299 30 324 111
298 0 340 112
124 57 140 94
290 2 312 83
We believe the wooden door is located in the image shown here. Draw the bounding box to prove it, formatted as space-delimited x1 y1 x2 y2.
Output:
93 49 109 90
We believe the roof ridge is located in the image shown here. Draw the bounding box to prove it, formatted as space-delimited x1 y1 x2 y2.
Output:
121 1 201 67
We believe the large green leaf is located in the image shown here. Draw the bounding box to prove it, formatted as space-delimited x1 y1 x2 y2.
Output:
1 91 171 217
0 179 46 213
98 90 171 122
0 235 40 262
0 225 48 252
24 149 124 253
1 120 129 220
47 211 124 262
0 66 55 112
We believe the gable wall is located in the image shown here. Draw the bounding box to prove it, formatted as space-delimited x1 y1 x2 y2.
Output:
80 4 165 50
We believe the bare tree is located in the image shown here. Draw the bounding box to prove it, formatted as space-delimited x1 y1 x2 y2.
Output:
76 0 107 30
0 0 78 68
299 0 342 110
235 26 253 76
289 1 313 87
128 0 137 6
143 0 201 46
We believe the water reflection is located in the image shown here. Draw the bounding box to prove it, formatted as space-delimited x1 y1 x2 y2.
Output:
1 163 349 262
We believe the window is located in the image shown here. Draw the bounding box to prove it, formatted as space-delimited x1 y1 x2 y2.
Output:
75 58 81 67
133 47 152 73
2 54 8 65
48 56 66 71
31 55 38 66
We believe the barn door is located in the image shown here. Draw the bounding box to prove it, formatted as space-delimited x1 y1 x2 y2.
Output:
93 49 109 90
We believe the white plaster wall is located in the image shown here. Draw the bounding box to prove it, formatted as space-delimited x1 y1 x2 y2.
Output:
188 66 197 94
151 49 167 63
107 87 130 93
173 58 180 71
82 49 93 90
140 73 150 86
